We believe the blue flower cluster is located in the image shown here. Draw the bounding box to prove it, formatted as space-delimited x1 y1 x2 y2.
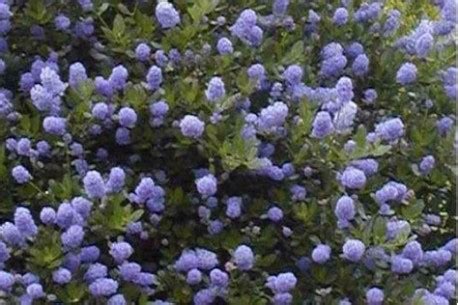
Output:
0 0 455 304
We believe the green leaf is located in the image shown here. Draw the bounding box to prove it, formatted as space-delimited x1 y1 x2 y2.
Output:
117 3 132 16
101 14 132 50
256 253 277 267
27 228 63 271
371 144 392 157
134 11 155 38
220 229 243 250
91 194 144 235
401 200 425 220
281 41 304 65
25 0 52 23
55 282 87 304
298 100 315 130
124 84 148 108
354 125 367 149
188 0 220 24
216 118 260 172
19 115 31 134
129 209 144 222
167 187 187 206
113 14 126 37
187 5 202 23
97 2 110 15
49 173 80 201
372 217 387 243
11 106 41 137
293 202 317 225
236 72 255 95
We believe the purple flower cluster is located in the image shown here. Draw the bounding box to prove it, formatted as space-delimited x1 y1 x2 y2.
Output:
375 118 405 142
311 244 332 264
180 115 205 138
396 62 417 85
233 245 255 270
30 66 67 113
11 165 32 184
320 42 347 78
196 174 217 198
266 272 297 305
342 239 366 262
256 102 288 134
155 2 180 29
334 195 355 229
205 77 225 102
0 1 455 304
216 38 233 55
230 9 263 47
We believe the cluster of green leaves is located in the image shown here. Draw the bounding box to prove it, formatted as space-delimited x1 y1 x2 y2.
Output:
0 0 455 304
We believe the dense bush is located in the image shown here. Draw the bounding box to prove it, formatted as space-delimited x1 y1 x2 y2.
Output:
0 0 456 304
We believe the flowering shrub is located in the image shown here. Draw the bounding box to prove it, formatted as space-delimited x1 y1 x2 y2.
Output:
0 0 456 304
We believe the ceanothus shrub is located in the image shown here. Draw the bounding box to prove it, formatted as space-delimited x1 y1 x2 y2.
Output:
0 0 456 304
